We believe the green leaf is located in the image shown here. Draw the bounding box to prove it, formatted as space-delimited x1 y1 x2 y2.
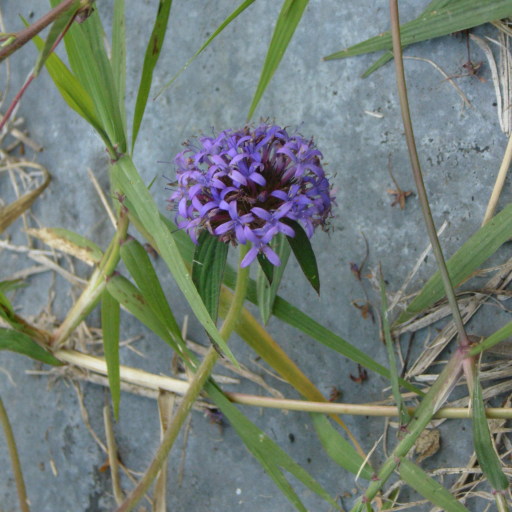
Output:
110 155 236 363
284 219 320 294
247 0 308 120
205 382 338 511
311 414 373 479
56 5 126 152
106 273 179 352
155 0 256 98
271 295 422 395
0 280 25 295
29 29 112 149
380 271 410 425
131 0 173 151
192 231 228 323
399 458 470 512
470 321 512 357
257 233 291 324
472 378 509 491
119 237 185 351
101 290 121 420
33 0 81 76
324 0 512 78
397 202 512 325
112 0 127 135
0 328 61 366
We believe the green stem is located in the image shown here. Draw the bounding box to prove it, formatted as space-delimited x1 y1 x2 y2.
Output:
389 0 468 346
116 244 250 512
0 397 30 512
52 210 129 348
351 347 466 510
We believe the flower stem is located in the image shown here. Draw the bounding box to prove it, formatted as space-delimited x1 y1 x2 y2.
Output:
0 397 30 512
116 244 250 512
389 0 469 347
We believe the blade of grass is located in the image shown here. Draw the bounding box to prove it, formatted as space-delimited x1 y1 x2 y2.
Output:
247 0 308 120
55 3 126 152
0 328 61 366
33 0 80 76
399 458 470 512
131 0 172 152
30 31 113 151
324 0 512 66
311 414 373 479
155 0 256 99
106 274 180 353
101 290 121 419
192 231 229 323
257 233 290 324
205 382 339 512
119 237 185 353
472 375 509 491
396 202 512 325
379 269 410 425
112 0 127 135
469 321 512 357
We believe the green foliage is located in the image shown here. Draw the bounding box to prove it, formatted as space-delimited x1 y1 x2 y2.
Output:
131 0 173 151
192 231 229 323
324 0 512 77
284 219 320 294
397 202 512 325
472 376 509 491
101 290 121 419
248 0 309 119
257 233 291 324
205 382 339 511
399 459 470 512
0 328 61 366
311 414 373 479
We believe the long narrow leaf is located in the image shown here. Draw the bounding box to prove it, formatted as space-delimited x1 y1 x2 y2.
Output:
311 414 373 479
247 0 308 119
119 237 185 350
380 272 409 424
472 377 509 491
110 156 236 363
101 290 121 419
30 32 111 147
324 0 512 67
205 382 338 511
397 202 512 325
55 3 126 151
106 273 179 351
112 0 127 134
0 328 61 366
257 233 290 324
33 0 80 76
192 231 228 323
131 0 173 151
155 0 256 98
399 458 470 512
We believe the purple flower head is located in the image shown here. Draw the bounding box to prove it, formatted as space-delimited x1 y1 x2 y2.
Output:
168 124 334 267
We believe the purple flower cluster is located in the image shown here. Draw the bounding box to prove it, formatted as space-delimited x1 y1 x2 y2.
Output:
168 124 333 267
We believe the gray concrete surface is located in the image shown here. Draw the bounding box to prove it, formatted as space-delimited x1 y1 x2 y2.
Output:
0 1 509 510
